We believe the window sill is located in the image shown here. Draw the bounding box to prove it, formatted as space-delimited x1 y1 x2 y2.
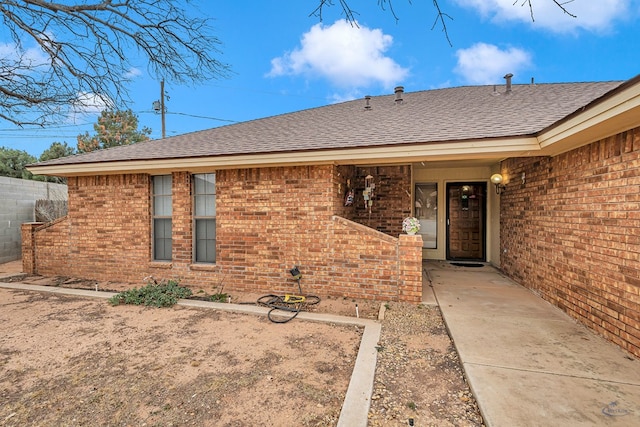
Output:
190 263 217 272
149 261 172 269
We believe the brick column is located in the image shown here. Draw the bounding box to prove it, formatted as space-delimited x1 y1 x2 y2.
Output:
21 222 43 274
172 172 193 265
398 234 423 303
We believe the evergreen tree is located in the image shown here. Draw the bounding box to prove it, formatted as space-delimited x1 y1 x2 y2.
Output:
77 110 152 153
38 142 76 183
0 147 37 179
40 142 76 162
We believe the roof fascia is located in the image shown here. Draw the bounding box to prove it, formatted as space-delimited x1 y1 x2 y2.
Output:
28 137 541 176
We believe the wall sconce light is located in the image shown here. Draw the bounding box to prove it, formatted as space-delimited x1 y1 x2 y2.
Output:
490 173 506 195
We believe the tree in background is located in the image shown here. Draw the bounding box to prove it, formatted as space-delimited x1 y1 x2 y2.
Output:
38 142 77 183
0 141 76 182
0 147 37 179
39 142 76 162
0 110 149 180
77 110 152 153
0 1 229 127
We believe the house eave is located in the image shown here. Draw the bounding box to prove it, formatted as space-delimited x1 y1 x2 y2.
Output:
538 76 640 156
28 137 542 176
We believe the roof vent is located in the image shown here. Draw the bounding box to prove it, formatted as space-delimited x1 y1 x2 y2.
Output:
364 95 372 110
504 73 513 94
394 86 404 104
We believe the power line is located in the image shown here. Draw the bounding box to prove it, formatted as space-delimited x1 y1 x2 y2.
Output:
0 122 93 132
168 111 237 123
0 108 236 140
207 83 328 101
138 109 236 123
0 134 82 139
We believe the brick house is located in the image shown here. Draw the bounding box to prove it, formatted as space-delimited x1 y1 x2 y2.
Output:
26 74 640 357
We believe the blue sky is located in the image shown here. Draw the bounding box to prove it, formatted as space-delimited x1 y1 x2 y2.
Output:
2 0 639 157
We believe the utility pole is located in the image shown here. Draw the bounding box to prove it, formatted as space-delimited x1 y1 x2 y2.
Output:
160 79 166 139
153 80 166 138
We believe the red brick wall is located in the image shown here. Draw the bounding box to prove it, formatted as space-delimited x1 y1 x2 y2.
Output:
25 175 153 281
21 222 42 274
351 166 412 235
329 216 402 300
67 174 152 281
25 164 422 302
171 172 193 265
30 217 70 276
213 165 420 301
214 166 335 294
334 165 357 220
398 234 423 302
500 127 640 357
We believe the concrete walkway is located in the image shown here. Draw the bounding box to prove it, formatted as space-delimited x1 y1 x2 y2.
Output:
426 261 640 427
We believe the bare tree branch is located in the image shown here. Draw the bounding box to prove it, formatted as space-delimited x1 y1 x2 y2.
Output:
378 0 401 23
431 0 453 47
312 0 577 47
308 1 456 47
554 0 577 16
310 0 360 26
0 0 230 126
517 0 577 22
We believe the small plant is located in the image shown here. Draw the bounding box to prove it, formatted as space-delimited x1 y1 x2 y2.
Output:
407 401 417 411
208 273 228 303
384 302 391 310
402 217 420 234
208 292 230 303
108 279 192 307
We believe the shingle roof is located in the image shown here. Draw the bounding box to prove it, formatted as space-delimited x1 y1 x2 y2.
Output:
36 81 624 167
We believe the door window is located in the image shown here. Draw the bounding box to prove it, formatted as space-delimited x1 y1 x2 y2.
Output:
415 183 437 249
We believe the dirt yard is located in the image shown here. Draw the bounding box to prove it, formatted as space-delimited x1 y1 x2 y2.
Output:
0 273 484 427
0 288 364 426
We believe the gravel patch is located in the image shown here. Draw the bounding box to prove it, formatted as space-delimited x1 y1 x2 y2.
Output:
368 302 485 426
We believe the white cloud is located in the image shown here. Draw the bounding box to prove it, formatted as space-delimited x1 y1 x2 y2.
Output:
123 67 142 80
71 92 113 115
0 41 50 69
454 43 532 85
328 90 362 104
267 20 409 90
453 0 630 33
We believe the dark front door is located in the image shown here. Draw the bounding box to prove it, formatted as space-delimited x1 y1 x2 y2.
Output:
446 183 486 260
